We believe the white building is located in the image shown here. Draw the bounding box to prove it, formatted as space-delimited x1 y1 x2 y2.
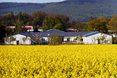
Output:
5 29 112 45
5 33 31 45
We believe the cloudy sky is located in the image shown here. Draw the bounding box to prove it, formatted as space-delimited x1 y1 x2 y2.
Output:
0 0 65 3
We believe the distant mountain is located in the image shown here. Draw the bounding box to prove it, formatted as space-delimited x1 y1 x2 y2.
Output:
0 0 117 22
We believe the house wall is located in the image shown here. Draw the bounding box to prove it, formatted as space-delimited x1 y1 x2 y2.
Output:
84 33 112 44
40 37 48 43
64 36 76 42
5 34 31 45
63 33 112 44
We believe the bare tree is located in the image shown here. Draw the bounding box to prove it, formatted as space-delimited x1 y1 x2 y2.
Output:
49 34 62 45
97 36 100 44
100 34 107 44
30 33 42 45
76 34 83 43
22 36 29 44
91 36 97 44
96 33 109 44
4 33 16 44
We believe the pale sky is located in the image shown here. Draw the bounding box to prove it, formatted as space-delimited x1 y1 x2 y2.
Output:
0 0 65 3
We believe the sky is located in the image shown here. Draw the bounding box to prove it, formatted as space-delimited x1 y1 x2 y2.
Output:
0 0 65 3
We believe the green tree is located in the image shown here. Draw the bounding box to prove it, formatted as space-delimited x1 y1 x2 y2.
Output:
22 13 29 24
14 20 25 34
11 11 14 20
18 11 22 21
42 16 67 31
42 16 55 31
49 34 62 45
32 11 47 26
1 13 14 26
32 18 38 27
53 23 66 31
0 24 6 42
87 19 108 33
53 16 63 24
108 15 117 34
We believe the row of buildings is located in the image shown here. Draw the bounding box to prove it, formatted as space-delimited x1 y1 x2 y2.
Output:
6 26 80 32
5 29 112 45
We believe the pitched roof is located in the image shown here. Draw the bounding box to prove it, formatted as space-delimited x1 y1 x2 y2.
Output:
14 29 100 37
18 32 30 36
43 29 65 33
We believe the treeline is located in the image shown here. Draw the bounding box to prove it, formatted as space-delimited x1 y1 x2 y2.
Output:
0 11 85 42
0 11 86 31
0 11 117 42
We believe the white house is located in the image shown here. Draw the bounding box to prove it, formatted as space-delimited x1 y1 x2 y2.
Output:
5 33 31 45
5 29 112 45
82 33 112 44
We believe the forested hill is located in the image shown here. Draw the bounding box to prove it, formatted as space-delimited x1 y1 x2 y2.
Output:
0 0 117 22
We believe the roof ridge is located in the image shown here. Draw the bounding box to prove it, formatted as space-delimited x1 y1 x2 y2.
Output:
45 29 65 32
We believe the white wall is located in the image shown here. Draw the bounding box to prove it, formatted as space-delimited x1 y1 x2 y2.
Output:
63 33 112 44
84 33 112 44
5 34 31 45
64 36 76 42
40 37 48 43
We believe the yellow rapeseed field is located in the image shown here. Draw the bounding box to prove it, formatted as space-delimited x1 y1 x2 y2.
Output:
0 45 117 78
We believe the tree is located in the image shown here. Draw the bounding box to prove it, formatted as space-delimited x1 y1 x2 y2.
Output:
14 20 25 34
87 19 108 33
1 13 14 26
97 37 100 44
42 16 55 31
108 15 117 34
72 22 84 31
32 18 38 27
32 11 47 26
30 34 42 45
96 34 111 44
0 24 6 42
53 16 63 24
4 33 16 44
22 13 29 24
22 36 28 43
42 16 67 31
10 36 16 44
76 34 83 43
4 33 10 44
53 23 66 31
18 11 22 21
91 36 97 44
49 34 62 45
11 11 14 20
100 34 107 44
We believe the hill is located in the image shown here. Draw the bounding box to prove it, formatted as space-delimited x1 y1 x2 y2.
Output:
0 0 117 22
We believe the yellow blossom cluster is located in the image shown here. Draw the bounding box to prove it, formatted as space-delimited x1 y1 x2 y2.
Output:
0 45 117 78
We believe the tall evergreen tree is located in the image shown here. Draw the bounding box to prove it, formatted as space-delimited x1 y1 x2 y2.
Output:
18 11 22 21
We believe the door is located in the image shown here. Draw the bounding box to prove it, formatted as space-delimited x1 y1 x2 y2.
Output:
17 40 19 45
98 39 100 44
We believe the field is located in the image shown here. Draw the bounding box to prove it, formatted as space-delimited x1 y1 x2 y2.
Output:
0 45 117 78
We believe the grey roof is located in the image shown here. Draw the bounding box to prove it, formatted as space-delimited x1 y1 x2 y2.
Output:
16 29 100 37
18 32 30 36
43 29 65 33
